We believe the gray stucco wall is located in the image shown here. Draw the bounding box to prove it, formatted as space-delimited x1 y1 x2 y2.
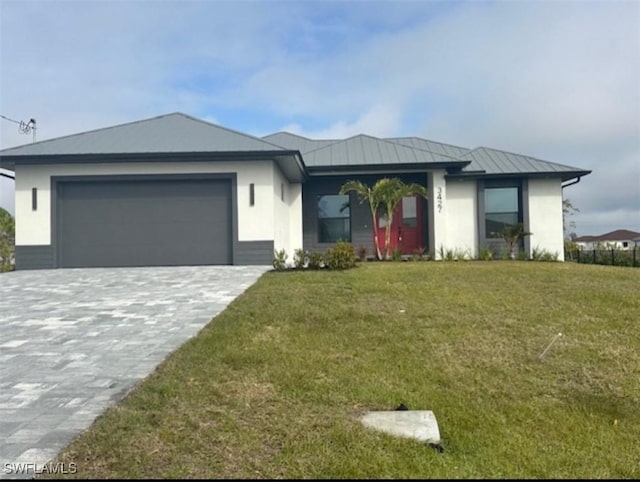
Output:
235 240 274 265
15 246 55 270
302 174 429 257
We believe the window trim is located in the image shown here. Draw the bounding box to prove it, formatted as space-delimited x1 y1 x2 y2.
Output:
317 193 351 243
478 179 525 244
484 186 520 239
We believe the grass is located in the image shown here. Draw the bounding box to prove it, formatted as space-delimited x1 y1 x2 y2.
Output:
42 262 640 479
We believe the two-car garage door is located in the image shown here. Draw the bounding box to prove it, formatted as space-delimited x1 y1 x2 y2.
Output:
57 178 232 268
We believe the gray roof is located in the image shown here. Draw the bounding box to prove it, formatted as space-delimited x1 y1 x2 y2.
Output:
0 113 288 156
300 134 468 169
262 132 338 154
386 137 470 158
457 147 590 180
0 113 307 182
0 112 590 182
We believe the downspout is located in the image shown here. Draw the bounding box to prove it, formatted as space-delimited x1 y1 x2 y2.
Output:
561 176 581 189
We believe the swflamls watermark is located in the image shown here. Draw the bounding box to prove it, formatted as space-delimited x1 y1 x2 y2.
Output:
3 462 78 476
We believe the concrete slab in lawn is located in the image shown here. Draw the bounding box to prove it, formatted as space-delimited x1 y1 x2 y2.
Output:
360 410 441 444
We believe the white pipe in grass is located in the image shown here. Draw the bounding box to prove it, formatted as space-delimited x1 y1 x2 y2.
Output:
538 332 563 361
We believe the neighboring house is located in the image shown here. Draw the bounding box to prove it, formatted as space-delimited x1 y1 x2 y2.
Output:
574 230 640 250
0 113 591 269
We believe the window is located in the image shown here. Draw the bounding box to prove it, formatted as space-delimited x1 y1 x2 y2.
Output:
402 196 417 227
485 187 519 238
623 241 629 248
318 194 350 243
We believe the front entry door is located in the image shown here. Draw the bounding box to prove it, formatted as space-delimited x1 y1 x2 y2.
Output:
376 196 424 255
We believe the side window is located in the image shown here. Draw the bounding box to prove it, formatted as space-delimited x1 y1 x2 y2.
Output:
485 187 519 238
318 194 351 243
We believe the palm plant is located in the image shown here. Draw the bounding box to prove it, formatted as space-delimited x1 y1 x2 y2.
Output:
339 180 384 260
340 178 428 260
502 223 532 259
378 179 427 259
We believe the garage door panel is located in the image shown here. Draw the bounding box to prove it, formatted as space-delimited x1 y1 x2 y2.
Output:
58 179 232 267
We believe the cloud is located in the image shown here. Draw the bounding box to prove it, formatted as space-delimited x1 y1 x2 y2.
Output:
280 103 403 139
1 0 638 235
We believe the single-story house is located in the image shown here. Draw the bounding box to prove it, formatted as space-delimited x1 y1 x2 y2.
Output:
574 230 640 250
0 112 591 269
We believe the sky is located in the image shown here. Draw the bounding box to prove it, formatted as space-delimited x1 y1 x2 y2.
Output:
0 0 638 236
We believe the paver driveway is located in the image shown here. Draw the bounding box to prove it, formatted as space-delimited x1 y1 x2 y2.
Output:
0 265 269 478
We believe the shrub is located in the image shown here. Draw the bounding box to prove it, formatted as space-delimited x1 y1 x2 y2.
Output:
293 248 307 269
391 247 403 261
0 208 15 273
356 245 367 262
325 241 357 270
272 249 288 271
531 246 559 262
478 245 493 261
410 246 426 262
307 251 325 270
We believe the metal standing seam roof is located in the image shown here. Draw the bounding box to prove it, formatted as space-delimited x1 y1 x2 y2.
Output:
386 137 471 158
0 113 308 182
457 146 591 180
0 112 290 156
0 112 591 182
299 134 468 168
261 132 338 154
264 132 589 180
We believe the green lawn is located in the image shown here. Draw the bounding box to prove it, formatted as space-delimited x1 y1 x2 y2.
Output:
44 262 640 479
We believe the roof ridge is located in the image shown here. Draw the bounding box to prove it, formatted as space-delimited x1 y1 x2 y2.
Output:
1 112 288 154
383 137 473 163
302 133 470 164
386 135 470 151
168 113 287 151
263 131 341 143
302 133 370 154
0 112 179 153
469 145 585 171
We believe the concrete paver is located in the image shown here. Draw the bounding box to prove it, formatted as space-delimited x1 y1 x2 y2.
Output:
0 265 269 478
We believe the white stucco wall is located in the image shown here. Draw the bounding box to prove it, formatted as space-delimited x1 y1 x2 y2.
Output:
14 161 279 246
428 170 448 259
271 165 303 259
527 178 565 261
445 179 478 258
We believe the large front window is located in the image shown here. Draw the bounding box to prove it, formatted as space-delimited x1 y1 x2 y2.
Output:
318 194 350 243
485 187 519 238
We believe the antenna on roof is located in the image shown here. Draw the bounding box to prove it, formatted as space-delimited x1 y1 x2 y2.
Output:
0 114 37 142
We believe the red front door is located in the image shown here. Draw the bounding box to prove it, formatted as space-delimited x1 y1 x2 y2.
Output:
376 196 424 256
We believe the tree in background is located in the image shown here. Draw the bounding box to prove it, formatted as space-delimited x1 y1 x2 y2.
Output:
563 198 580 240
0 207 15 272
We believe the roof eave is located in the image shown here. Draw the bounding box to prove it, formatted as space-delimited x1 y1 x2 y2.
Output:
0 150 307 183
306 160 469 176
446 170 592 182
